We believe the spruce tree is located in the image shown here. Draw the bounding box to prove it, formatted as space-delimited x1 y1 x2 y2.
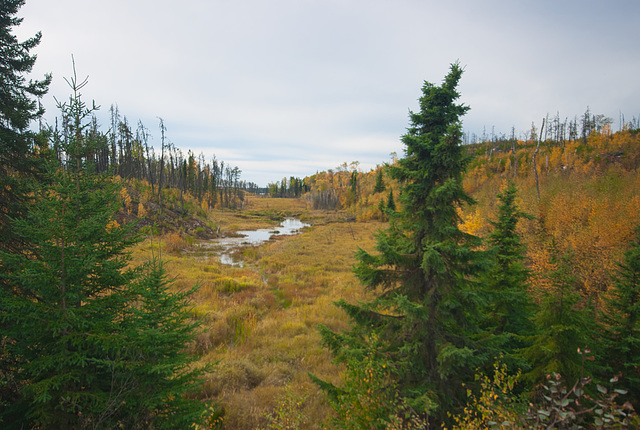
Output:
0 0 51 414
523 246 594 385
373 168 385 193
115 258 206 429
599 226 640 408
386 188 396 212
481 181 535 367
0 73 206 428
0 0 51 251
316 63 487 425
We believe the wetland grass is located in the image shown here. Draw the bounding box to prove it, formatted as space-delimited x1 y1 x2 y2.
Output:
128 196 381 429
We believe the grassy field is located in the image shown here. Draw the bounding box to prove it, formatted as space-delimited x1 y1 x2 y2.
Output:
129 195 381 429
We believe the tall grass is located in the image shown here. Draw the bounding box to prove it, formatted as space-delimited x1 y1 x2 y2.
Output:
129 196 380 429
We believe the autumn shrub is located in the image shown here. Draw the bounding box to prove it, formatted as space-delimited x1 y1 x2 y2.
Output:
163 231 187 253
312 333 428 430
525 371 637 429
447 354 638 430
446 362 525 430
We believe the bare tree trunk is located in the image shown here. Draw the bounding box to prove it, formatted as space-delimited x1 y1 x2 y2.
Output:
511 127 517 178
533 117 545 201
157 118 166 221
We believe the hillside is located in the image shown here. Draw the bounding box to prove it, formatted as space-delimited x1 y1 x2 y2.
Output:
122 127 640 428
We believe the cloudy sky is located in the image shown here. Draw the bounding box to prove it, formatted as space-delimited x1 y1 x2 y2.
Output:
16 0 640 186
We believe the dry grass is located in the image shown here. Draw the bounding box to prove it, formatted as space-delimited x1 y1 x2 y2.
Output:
128 195 381 429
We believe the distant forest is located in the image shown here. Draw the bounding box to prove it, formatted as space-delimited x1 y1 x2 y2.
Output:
49 87 262 209
265 107 640 204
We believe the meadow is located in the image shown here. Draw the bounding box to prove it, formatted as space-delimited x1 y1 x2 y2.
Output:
129 196 381 428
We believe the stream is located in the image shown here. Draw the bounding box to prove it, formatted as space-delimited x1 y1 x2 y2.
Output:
195 218 310 267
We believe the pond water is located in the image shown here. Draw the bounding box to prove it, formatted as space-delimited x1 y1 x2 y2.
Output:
198 218 310 266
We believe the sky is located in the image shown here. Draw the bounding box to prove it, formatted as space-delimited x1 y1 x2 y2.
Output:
15 0 640 186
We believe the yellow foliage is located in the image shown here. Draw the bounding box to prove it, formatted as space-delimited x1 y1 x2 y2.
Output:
446 362 522 430
120 186 132 215
137 202 147 217
105 219 119 232
459 208 483 236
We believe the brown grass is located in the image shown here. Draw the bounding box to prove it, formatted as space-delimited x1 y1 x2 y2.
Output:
128 195 380 429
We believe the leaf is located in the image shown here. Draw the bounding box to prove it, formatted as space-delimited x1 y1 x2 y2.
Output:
597 384 608 394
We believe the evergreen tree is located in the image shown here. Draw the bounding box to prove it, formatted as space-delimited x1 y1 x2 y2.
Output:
377 199 386 221
386 188 396 212
0 73 206 428
316 63 487 425
0 0 51 252
0 0 51 414
115 258 206 429
599 226 640 408
481 181 535 367
523 246 594 385
373 168 386 193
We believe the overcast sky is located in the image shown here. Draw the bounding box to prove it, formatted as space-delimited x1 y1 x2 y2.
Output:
16 0 640 186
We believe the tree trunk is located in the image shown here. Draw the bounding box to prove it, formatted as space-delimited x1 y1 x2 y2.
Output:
533 118 545 201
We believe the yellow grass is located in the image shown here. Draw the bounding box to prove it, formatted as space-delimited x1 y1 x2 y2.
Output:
128 195 381 429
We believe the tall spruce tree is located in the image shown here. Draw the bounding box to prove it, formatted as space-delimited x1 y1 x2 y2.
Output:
0 72 206 428
599 226 640 409
481 181 535 367
316 63 487 425
0 0 51 251
0 0 51 415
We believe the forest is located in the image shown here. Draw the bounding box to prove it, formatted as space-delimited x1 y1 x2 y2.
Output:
2 1 640 428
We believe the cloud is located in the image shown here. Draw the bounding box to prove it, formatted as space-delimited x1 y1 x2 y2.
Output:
15 0 640 186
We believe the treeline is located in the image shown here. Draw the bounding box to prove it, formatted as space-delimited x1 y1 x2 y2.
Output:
302 161 372 211
50 100 260 211
303 110 640 216
462 106 639 145
266 176 308 198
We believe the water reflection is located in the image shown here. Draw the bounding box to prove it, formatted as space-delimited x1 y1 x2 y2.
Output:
201 218 310 266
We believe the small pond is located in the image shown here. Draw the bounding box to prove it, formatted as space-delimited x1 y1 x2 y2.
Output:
197 218 310 267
